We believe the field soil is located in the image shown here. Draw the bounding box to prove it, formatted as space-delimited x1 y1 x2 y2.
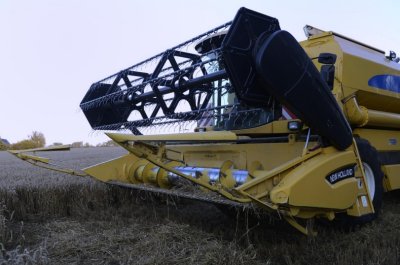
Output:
1 147 400 265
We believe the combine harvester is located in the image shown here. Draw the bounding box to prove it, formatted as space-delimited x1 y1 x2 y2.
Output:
11 8 400 235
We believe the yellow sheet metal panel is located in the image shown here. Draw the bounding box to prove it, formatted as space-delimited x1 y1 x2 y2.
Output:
339 44 400 98
270 149 359 210
353 129 400 151
8 144 71 154
301 33 344 85
183 150 247 169
382 164 400 191
233 120 296 135
356 89 400 114
83 154 138 183
106 131 238 142
235 149 322 197
16 153 50 164
301 31 400 114
169 141 306 171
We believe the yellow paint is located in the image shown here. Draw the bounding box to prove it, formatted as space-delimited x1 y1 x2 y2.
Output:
382 165 400 191
12 25 400 233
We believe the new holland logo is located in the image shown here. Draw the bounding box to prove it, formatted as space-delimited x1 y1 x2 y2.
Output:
326 165 356 185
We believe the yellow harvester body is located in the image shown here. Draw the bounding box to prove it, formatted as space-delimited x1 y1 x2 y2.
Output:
84 27 400 234
301 30 400 190
11 9 400 234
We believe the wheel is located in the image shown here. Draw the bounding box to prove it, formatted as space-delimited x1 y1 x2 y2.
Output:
337 138 383 226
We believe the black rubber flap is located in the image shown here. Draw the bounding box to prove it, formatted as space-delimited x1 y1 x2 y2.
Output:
221 7 280 106
80 83 131 128
255 30 352 150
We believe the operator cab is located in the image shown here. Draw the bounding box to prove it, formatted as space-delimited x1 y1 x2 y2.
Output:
194 32 280 131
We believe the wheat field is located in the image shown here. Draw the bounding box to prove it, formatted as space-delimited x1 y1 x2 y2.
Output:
1 147 400 265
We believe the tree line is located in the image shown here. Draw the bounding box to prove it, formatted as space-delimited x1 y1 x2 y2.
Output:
1 131 46 150
0 132 117 151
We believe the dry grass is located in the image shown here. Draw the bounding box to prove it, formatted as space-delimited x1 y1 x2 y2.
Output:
1 148 400 264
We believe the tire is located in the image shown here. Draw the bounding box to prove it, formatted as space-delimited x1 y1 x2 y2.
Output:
337 138 383 226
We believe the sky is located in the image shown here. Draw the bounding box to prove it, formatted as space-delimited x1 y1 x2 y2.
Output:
1 0 399 145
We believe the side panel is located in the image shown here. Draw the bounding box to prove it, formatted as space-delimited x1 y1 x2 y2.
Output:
301 33 400 113
382 165 400 191
353 129 400 151
269 149 359 209
353 128 400 191
83 154 140 183
168 142 307 171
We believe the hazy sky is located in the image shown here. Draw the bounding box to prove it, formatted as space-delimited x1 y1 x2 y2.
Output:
1 0 399 145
